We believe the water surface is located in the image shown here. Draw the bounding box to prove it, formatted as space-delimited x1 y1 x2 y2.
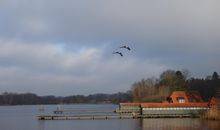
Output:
0 104 219 130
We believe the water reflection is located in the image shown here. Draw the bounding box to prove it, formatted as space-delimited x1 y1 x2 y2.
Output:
141 118 220 130
205 120 220 130
1 105 219 130
36 118 220 130
38 120 45 130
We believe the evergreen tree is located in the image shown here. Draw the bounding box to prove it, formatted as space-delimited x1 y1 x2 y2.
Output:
212 72 219 80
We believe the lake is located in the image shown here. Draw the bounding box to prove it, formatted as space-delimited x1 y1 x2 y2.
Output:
0 104 219 130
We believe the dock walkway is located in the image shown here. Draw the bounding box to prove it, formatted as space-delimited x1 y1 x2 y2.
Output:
38 114 140 120
38 114 197 120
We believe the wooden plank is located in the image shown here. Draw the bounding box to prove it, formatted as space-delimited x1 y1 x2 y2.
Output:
37 114 139 120
37 113 200 120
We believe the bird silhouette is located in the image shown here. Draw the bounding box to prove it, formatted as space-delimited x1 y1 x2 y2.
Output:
112 51 123 56
120 45 131 50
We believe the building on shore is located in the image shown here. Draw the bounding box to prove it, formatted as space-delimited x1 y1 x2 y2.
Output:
116 91 216 117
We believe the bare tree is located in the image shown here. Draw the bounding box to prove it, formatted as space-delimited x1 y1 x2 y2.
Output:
131 78 159 102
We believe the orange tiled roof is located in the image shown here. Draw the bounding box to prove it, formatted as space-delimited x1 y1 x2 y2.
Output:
169 91 204 103
119 91 208 108
209 97 220 106
170 91 189 103
141 102 209 108
186 91 204 102
120 102 209 108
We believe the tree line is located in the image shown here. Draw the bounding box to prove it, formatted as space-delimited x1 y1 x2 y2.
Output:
131 70 220 102
0 92 132 105
0 70 219 105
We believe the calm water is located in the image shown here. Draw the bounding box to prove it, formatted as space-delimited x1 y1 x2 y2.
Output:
0 104 219 130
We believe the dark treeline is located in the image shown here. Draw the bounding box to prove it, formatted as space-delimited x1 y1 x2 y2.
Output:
131 70 220 102
0 92 132 105
0 70 219 105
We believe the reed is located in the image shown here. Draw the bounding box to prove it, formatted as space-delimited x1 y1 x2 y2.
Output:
202 106 220 120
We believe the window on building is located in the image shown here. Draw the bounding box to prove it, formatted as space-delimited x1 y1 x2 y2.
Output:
177 97 185 103
166 97 173 103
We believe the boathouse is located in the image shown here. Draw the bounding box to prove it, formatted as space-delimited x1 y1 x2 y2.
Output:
117 91 210 117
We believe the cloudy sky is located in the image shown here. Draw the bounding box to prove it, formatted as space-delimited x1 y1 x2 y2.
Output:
0 0 219 96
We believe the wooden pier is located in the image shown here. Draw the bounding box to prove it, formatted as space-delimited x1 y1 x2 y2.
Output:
37 113 198 120
38 114 141 120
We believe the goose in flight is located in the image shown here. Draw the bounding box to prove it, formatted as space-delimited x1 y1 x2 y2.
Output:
120 45 131 50
112 52 123 56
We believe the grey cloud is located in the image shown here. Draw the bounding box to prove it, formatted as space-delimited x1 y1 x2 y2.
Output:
1 0 219 43
0 0 219 95
0 39 168 95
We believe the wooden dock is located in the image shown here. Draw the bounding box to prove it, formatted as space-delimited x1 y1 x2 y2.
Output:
37 114 198 120
38 114 141 120
37 105 200 120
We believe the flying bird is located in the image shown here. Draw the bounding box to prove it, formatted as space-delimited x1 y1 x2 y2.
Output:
112 51 123 56
120 45 131 50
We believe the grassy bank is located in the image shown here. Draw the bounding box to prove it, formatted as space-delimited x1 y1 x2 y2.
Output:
202 106 220 120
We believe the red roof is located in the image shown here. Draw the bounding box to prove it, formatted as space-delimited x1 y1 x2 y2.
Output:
170 91 189 103
141 102 209 108
120 91 209 108
209 97 220 106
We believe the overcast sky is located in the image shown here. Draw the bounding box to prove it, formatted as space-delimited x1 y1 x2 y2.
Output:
0 0 219 96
